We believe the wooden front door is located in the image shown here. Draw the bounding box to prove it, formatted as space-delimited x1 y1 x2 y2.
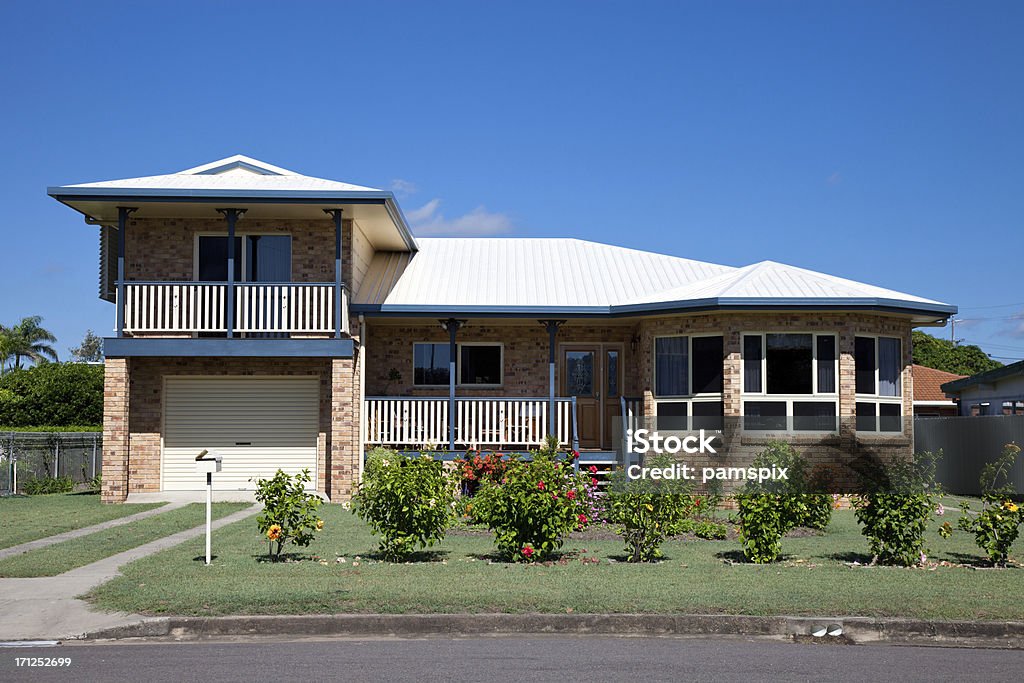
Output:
562 344 623 449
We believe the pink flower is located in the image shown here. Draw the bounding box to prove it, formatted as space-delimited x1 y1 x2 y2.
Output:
552 492 559 500
522 545 534 559
566 490 576 500
936 503 945 516
537 481 546 491
591 478 599 487
578 514 588 525
588 465 598 474
572 450 580 460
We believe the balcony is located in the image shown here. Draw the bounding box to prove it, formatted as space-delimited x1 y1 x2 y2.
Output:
120 281 348 336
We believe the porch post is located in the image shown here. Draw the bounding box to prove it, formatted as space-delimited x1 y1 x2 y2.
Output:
324 209 344 338
115 207 136 338
539 320 565 440
441 318 464 451
216 209 244 338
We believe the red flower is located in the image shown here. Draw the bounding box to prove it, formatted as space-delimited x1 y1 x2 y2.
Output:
522 545 534 558
591 478 599 487
566 490 576 500
537 481 546 490
694 498 702 508
572 450 580 460
578 514 588 525
588 465 598 474
552 492 559 500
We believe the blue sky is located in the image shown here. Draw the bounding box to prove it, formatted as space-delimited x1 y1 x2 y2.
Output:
1 1 1021 361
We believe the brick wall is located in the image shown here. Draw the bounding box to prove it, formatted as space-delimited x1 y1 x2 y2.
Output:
101 358 130 503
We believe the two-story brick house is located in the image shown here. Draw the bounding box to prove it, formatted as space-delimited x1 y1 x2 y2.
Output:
49 156 957 503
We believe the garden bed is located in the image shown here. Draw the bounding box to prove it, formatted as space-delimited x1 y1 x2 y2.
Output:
86 502 1024 621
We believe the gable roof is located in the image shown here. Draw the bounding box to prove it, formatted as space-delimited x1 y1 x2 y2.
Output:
353 238 957 320
941 359 1024 395
912 364 966 403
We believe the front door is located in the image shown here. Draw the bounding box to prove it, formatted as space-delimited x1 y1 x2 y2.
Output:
562 344 623 449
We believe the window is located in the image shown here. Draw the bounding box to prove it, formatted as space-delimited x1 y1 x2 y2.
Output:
741 333 838 432
197 235 291 282
855 336 903 433
413 343 502 387
653 335 724 429
460 344 502 385
414 343 450 386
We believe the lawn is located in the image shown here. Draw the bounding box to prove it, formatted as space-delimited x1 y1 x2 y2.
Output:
87 497 1024 621
0 503 251 577
0 492 164 549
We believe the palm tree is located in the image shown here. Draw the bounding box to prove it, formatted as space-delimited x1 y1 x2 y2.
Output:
2 316 58 370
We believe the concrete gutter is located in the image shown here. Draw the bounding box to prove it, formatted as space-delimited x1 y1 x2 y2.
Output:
81 613 1024 649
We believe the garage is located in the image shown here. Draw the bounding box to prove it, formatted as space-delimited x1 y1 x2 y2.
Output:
162 376 320 491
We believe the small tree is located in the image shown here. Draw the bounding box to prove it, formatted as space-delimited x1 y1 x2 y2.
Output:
70 330 103 363
253 469 323 560
945 444 1023 566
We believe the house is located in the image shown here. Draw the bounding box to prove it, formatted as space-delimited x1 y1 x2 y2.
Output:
941 360 1024 416
48 155 958 503
911 364 965 417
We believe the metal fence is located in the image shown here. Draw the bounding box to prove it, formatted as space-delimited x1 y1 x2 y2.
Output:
914 415 1024 496
0 432 102 494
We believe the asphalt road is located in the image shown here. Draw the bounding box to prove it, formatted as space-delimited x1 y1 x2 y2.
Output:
3 636 1023 682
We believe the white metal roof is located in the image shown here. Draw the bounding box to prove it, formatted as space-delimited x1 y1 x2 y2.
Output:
355 238 955 319
61 155 381 193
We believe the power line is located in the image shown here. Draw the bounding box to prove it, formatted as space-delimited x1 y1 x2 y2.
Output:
958 301 1024 311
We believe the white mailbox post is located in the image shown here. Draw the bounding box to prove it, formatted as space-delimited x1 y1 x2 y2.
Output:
195 450 222 565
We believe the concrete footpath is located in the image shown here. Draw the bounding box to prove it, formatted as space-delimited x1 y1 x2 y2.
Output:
0 501 184 562
0 504 260 642
84 613 1024 650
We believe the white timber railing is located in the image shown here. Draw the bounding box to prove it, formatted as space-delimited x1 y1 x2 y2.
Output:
121 282 346 335
364 397 576 449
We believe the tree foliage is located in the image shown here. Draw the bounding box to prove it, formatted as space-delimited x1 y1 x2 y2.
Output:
912 331 1001 376
0 363 104 427
70 330 104 363
0 316 59 373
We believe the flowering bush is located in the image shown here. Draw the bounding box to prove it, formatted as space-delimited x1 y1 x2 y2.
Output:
471 437 594 561
353 448 455 561
453 450 513 496
253 469 323 560
852 450 941 566
606 455 701 562
944 444 1023 566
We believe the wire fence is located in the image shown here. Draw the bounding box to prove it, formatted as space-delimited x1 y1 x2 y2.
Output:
0 432 102 494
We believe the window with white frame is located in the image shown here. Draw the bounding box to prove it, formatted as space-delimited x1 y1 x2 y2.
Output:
855 336 903 432
412 342 503 387
653 335 724 430
741 333 838 431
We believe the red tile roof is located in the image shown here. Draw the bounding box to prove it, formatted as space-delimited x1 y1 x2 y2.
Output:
913 364 967 402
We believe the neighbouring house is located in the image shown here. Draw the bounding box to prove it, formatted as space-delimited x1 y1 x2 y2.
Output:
911 364 965 417
941 360 1024 416
48 155 958 503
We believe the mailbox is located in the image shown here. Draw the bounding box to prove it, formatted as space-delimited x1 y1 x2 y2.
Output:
195 449 222 474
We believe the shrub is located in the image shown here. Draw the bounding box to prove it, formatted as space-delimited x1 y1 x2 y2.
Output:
353 449 455 561
735 441 827 563
852 450 941 566
22 475 74 495
453 450 512 496
0 363 104 427
606 455 699 562
472 437 595 561
253 469 323 560
946 444 1023 566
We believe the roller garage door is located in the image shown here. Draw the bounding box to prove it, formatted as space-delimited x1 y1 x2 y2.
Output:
163 377 319 491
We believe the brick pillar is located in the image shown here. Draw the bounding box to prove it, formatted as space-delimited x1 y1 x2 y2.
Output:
722 326 742 418
330 356 360 501
838 326 857 443
101 357 129 503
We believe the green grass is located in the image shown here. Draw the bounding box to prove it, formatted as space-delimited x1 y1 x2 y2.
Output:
87 497 1024 621
0 492 164 549
0 503 251 577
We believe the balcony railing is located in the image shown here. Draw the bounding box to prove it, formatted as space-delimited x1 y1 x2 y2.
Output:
363 397 577 449
121 282 347 335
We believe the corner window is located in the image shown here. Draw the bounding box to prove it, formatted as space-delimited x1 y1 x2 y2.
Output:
654 335 724 430
414 343 450 386
855 336 903 433
741 333 838 432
